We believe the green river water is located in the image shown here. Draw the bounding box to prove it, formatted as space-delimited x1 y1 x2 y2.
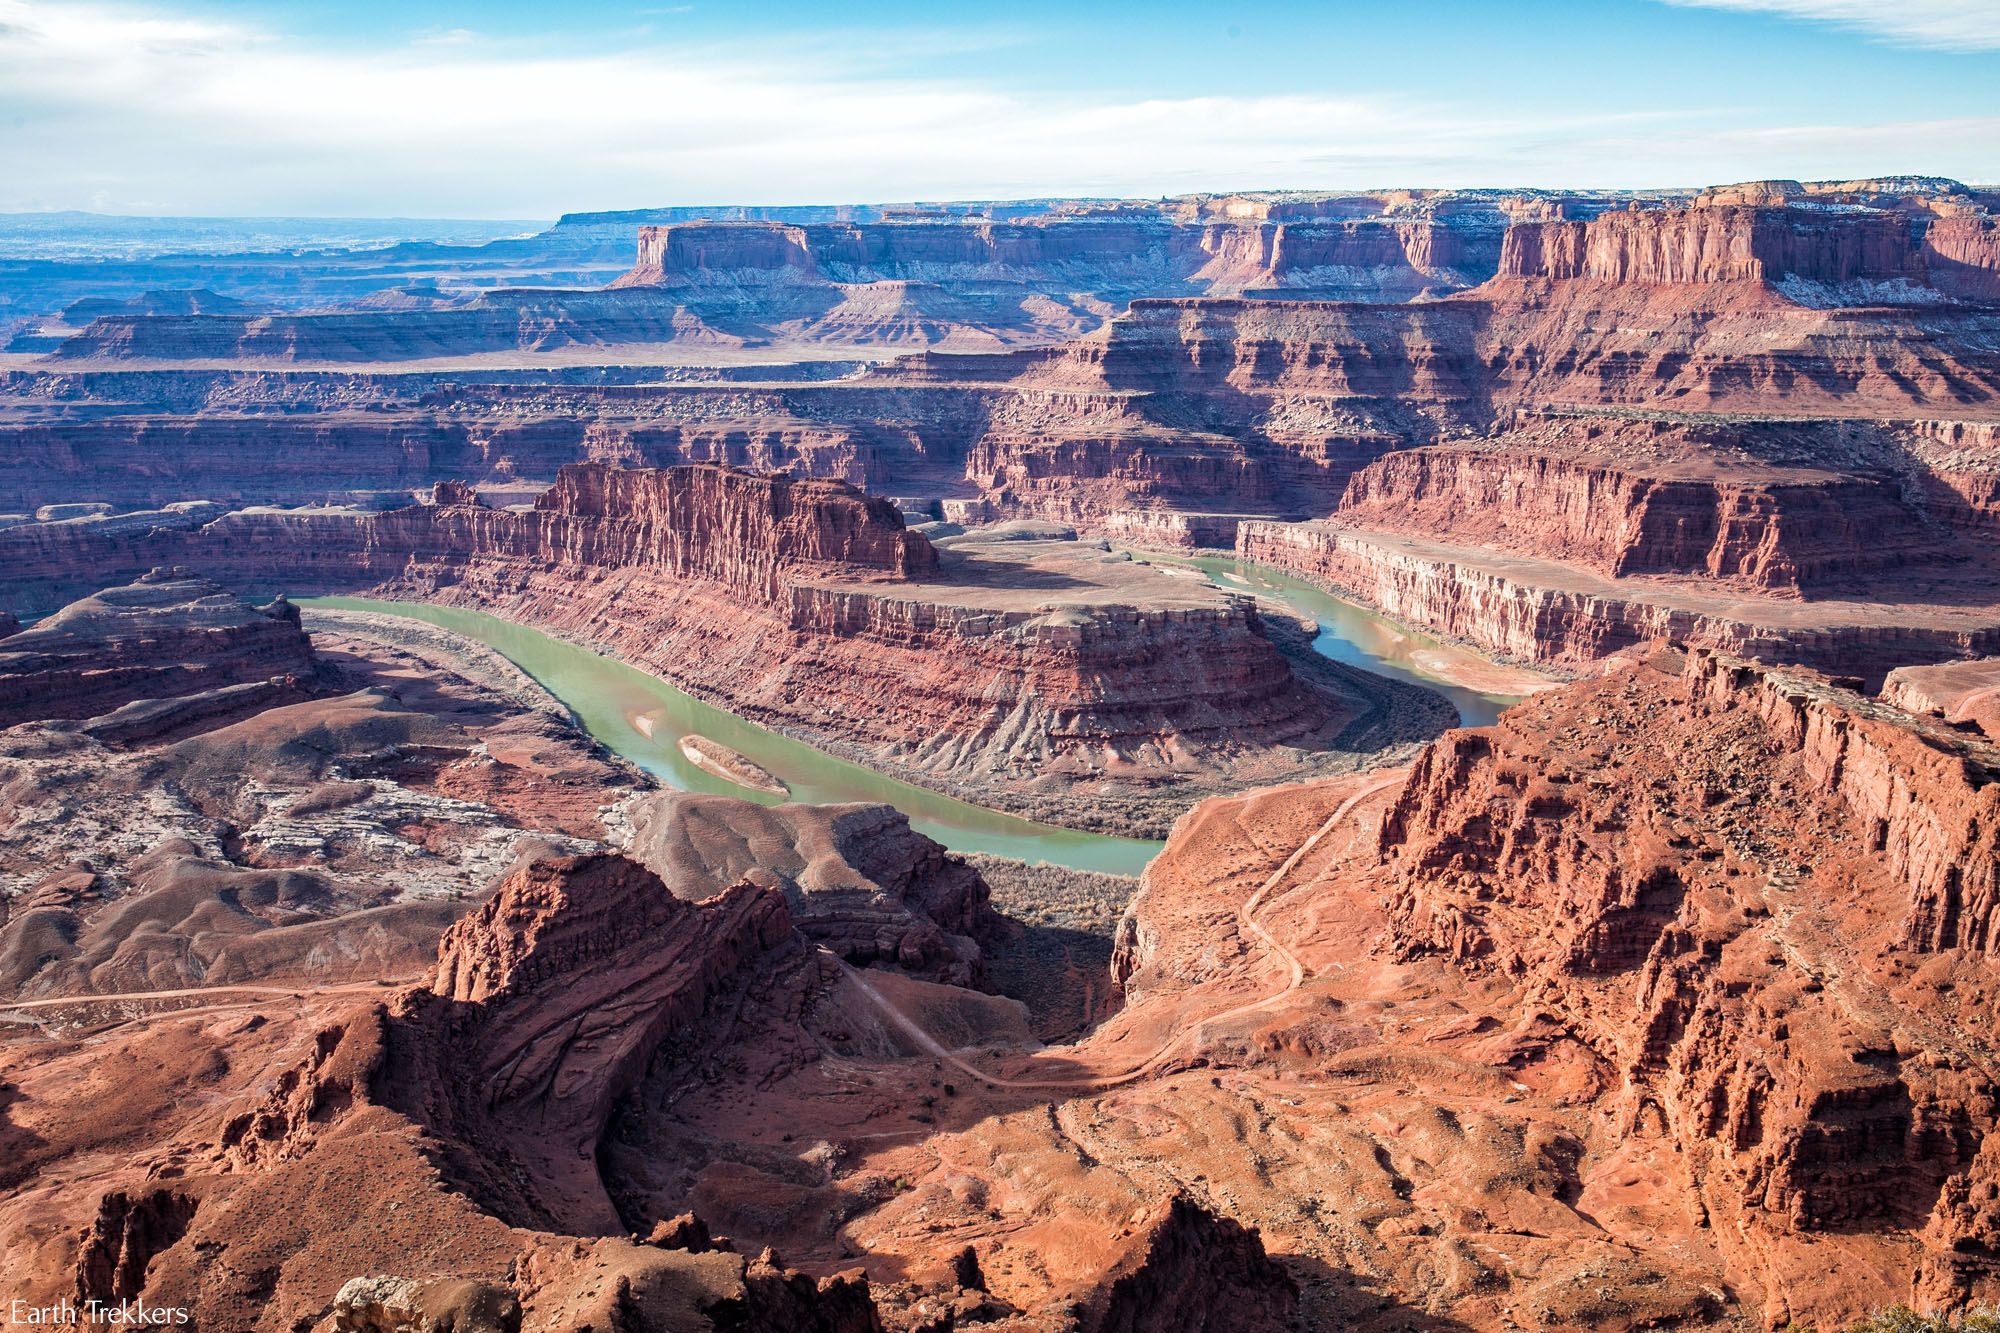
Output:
301 566 1525 877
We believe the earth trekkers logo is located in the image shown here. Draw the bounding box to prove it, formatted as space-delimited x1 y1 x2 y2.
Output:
7 1299 192 1326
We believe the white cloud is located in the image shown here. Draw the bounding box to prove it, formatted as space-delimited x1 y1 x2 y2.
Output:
0 0 1994 217
1657 0 2000 52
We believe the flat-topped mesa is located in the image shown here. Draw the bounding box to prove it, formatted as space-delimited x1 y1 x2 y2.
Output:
1373 648 2000 1308
1494 203 1932 296
612 201 1559 304
1332 426 1951 594
0 568 318 727
522 462 937 590
618 222 819 284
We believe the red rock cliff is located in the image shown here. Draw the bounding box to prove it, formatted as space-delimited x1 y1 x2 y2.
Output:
1375 648 2000 1316
1335 438 1947 592
403 852 796 1233
1497 204 1927 287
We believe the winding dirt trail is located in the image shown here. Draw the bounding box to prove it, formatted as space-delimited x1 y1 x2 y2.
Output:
5 772 1396 1080
0 979 408 1023
842 774 1402 1093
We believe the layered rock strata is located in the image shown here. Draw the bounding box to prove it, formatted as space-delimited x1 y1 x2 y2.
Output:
623 793 996 985
1238 518 2000 683
1376 646 2000 1317
0 568 319 728
0 463 1438 836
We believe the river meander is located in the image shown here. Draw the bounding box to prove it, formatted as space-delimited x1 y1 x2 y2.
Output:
300 566 1530 876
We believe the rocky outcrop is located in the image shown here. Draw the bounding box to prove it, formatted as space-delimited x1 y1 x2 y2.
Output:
1073 1196 1297 1333
73 1190 198 1308
1496 204 1928 290
1883 656 2000 740
330 1276 522 1333
1335 437 1950 592
1683 649 2000 955
1376 648 2000 1316
623 794 994 985
401 852 795 1232
0 568 319 727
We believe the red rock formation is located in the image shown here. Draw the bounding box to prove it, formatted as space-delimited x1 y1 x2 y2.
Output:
1496 204 1927 288
1376 647 2000 1318
616 208 1513 304
1924 212 2000 301
1238 518 2000 682
521 461 937 588
396 852 796 1233
1073 1195 1296 1333
1334 429 1952 592
0 568 319 727
622 794 995 986
1883 656 2000 740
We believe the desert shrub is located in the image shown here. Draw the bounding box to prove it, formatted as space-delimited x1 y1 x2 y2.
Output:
1789 1306 2000 1333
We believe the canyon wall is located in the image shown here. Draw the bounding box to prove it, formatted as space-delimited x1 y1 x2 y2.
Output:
1334 442 1947 591
1924 212 2000 301
0 569 318 726
1378 647 2000 1315
1496 205 1926 287
0 464 1413 836
617 207 1517 302
1238 518 2000 681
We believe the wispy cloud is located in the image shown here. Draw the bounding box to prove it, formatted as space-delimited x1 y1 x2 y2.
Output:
411 26 480 47
1657 0 2000 52
0 0 1993 216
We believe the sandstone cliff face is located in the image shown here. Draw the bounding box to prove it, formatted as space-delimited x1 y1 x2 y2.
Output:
1496 204 1928 289
1903 419 2000 538
616 210 1511 304
0 462 935 600
1335 441 1947 592
513 461 938 590
0 568 318 727
1377 649 2000 1317
1924 212 2000 300
1238 518 2000 682
1682 651 2000 955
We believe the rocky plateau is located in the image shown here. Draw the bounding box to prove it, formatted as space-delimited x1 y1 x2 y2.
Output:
7 174 2000 1333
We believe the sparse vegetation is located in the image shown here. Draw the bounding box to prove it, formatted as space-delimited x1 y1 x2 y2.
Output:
966 853 1140 1041
1788 1307 2000 1333
965 853 1137 936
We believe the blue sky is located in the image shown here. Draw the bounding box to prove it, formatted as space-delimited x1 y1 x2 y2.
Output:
1 0 1995 217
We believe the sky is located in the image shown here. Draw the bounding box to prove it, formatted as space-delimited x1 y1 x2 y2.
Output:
0 0 1996 218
